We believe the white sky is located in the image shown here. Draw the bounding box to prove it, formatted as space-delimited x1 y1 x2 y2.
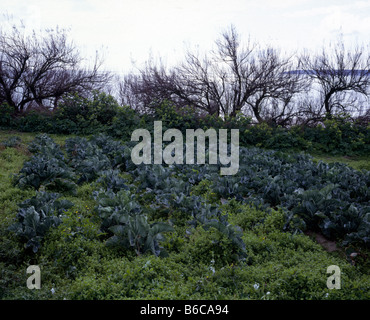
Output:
1 0 370 75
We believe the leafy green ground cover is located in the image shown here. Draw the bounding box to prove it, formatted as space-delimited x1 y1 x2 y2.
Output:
0 130 369 300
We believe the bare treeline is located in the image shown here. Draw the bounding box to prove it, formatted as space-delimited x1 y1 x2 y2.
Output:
1 23 369 125
119 26 370 125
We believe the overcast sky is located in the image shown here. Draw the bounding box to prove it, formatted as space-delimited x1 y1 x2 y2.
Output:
1 0 370 74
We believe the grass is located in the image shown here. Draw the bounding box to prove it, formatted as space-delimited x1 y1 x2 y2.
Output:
311 153 370 171
0 145 34 220
0 130 79 148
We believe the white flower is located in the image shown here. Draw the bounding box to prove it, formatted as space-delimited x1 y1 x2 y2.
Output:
51 288 55 294
266 291 270 295
253 283 260 290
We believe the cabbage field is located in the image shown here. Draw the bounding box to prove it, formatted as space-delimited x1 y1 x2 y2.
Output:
0 131 369 300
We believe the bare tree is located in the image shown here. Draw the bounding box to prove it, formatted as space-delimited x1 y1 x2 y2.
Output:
0 23 111 113
299 39 370 119
119 56 220 115
119 25 305 124
118 60 175 113
175 50 227 116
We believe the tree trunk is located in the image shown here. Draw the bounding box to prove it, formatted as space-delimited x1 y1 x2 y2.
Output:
323 90 334 119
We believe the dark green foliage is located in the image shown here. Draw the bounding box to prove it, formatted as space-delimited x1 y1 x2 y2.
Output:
154 102 202 131
65 136 111 183
65 135 126 183
18 191 73 215
213 148 370 247
94 189 143 231
301 115 370 155
73 151 111 184
14 155 76 192
153 101 252 134
320 204 370 245
14 134 76 193
107 216 174 256
8 191 74 253
3 128 369 300
1 96 369 157
0 103 15 128
129 145 369 248
96 169 129 193
27 134 63 158
94 189 173 256
16 111 54 133
108 105 143 140
129 164 247 258
1 92 120 135
89 133 127 169
64 136 90 161
12 133 369 252
204 221 246 260
53 91 120 134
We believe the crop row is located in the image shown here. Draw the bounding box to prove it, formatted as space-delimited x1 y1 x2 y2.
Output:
9 134 370 257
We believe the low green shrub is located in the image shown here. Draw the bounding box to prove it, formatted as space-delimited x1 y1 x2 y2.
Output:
302 115 370 155
108 105 143 141
53 91 119 135
0 103 15 128
15 110 55 133
1 98 369 157
39 209 108 279
183 225 243 268
153 101 200 131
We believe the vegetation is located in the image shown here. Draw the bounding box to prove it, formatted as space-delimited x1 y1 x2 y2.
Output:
0 125 369 300
2 98 369 156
